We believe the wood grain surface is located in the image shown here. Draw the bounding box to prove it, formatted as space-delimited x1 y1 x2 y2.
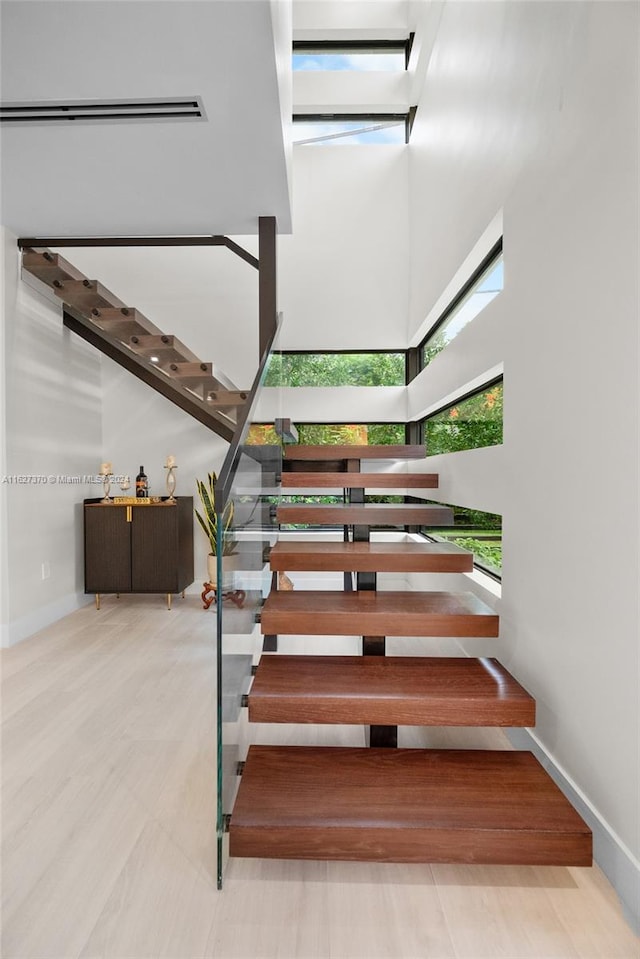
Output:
269 541 474 572
261 590 500 637
283 445 425 461
281 472 439 488
276 503 454 526
230 746 592 865
249 656 536 726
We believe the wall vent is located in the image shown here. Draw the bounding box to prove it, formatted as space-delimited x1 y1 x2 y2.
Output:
0 97 206 125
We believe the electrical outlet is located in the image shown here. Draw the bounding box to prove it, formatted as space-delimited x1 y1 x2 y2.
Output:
41 561 50 580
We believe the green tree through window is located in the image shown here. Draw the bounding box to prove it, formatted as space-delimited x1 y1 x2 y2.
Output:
265 352 405 387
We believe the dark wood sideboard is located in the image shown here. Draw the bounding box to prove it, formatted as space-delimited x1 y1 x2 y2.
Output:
84 497 194 609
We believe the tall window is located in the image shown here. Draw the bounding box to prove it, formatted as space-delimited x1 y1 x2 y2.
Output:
422 380 503 456
422 242 503 366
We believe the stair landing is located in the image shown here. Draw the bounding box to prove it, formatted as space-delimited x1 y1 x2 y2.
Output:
230 746 592 866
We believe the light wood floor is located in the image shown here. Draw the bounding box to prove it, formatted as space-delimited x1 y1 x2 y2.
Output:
2 595 638 959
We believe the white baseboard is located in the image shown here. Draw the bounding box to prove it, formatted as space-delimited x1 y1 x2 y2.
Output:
508 726 640 933
0 591 93 648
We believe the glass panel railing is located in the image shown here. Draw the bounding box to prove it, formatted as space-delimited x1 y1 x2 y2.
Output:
215 317 283 888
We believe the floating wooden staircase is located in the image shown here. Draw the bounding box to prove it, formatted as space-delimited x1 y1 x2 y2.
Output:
230 443 592 866
20 247 248 442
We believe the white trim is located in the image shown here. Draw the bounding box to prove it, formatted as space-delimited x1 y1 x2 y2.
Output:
508 726 640 933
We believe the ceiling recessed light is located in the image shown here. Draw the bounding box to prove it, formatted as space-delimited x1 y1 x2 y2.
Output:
150 356 159 363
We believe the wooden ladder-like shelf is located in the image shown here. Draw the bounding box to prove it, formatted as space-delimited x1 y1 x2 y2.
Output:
229 443 592 866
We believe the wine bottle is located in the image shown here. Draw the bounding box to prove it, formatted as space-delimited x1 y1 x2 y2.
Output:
135 465 148 498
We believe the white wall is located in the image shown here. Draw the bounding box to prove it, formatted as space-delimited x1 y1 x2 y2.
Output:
99 361 228 588
1 229 104 646
407 0 639 890
279 145 410 349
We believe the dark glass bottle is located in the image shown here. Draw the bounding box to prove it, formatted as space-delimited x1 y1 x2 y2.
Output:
135 465 148 498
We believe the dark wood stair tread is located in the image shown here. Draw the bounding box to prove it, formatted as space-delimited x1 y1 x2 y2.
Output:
249 656 535 726
281 472 438 489
261 590 499 637
53 278 126 312
22 249 86 285
283 445 424 461
230 746 592 865
270 540 473 573
277 503 453 526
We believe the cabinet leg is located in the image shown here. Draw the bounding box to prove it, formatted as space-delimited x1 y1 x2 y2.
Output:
95 594 101 611
181 590 185 599
116 593 120 599
167 593 172 611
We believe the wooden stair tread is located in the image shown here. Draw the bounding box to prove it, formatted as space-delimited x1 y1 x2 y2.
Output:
249 656 535 726
281 472 438 489
22 248 86 285
270 540 473 573
277 503 453 525
261 590 499 637
230 746 592 865
90 307 163 340
53 278 126 312
128 334 201 364
284 445 424 461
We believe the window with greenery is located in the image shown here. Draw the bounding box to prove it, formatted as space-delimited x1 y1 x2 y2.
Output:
422 503 502 578
264 352 405 387
423 381 503 456
247 423 405 446
422 245 503 366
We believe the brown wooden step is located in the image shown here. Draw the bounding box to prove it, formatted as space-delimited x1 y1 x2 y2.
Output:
128 334 201 364
261 590 499 637
284 445 424 461
249 656 535 726
22 248 86 285
162 361 238 393
277 503 453 526
230 746 592 865
53 278 126 312
90 307 162 340
270 541 473 573
281 472 438 489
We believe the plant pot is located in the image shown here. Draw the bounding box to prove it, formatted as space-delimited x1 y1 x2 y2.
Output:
207 552 236 590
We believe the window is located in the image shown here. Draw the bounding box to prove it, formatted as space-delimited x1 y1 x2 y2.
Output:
421 242 503 366
293 113 410 146
422 380 503 456
292 39 412 73
421 503 502 579
247 423 405 446
264 351 406 387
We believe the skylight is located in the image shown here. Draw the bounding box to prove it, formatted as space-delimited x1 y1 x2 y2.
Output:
292 39 413 72
293 52 405 72
292 119 406 146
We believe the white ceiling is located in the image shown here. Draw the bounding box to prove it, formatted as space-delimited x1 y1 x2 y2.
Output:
0 1 292 237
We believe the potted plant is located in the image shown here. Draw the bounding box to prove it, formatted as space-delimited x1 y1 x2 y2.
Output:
195 471 235 587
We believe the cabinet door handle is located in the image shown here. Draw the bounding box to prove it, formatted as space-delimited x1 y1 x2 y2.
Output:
126 506 132 523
